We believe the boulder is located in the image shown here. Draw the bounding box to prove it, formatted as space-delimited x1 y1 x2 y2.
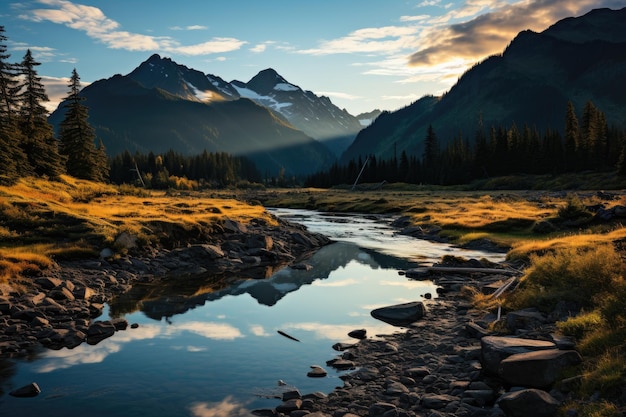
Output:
497 389 560 417
421 394 459 409
368 402 397 417
480 336 556 375
371 301 426 326
275 399 302 413
86 321 116 343
498 349 583 388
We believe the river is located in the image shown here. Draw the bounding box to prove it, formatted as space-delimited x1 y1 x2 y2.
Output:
0 209 505 416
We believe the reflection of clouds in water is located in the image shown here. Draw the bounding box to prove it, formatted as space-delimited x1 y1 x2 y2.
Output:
312 278 359 287
379 279 435 290
189 396 253 417
187 346 208 352
282 321 397 342
35 325 161 373
249 324 269 337
167 321 243 340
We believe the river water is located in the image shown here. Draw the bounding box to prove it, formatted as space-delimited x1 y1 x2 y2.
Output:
0 209 505 416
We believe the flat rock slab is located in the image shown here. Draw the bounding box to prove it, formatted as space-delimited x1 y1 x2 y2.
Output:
497 388 560 417
481 336 556 375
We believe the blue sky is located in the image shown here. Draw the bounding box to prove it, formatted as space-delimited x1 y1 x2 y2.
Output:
2 0 625 115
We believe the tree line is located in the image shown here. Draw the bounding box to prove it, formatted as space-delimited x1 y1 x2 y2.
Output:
305 101 626 187
0 26 108 184
109 149 261 189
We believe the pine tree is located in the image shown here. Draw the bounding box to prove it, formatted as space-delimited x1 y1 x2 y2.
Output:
59 68 107 181
564 101 579 171
15 49 65 178
0 26 29 181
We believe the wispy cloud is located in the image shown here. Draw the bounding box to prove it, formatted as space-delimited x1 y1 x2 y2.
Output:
315 92 363 101
297 25 420 56
170 25 208 31
20 0 245 56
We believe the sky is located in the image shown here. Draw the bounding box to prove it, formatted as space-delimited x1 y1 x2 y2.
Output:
1 0 625 116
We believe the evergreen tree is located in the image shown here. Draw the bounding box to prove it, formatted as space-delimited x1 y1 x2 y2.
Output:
0 26 29 180
564 101 579 171
59 68 107 181
15 49 64 178
422 124 439 183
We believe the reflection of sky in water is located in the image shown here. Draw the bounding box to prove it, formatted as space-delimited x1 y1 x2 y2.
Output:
0 209 500 416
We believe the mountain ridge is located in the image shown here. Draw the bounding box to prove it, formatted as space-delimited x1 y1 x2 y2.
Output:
340 6 626 164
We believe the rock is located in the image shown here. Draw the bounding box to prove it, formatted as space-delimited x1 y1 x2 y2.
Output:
505 308 546 332
498 349 583 388
307 365 328 378
73 286 96 300
480 336 556 375
34 277 62 290
347 328 367 339
497 389 560 417
50 287 75 301
9 382 41 398
421 393 459 409
385 381 409 395
465 322 490 339
368 402 397 417
291 263 313 271
371 301 426 326
275 398 302 413
200 244 225 259
405 366 431 378
332 342 356 351
99 248 114 258
282 389 302 401
86 321 116 343
326 358 355 370
115 231 137 249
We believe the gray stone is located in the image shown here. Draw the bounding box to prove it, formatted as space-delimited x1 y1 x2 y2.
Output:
369 402 397 417
282 389 302 401
421 394 459 409
497 389 560 417
499 349 583 388
480 336 556 375
348 328 367 339
275 398 301 413
385 381 409 395
371 301 426 326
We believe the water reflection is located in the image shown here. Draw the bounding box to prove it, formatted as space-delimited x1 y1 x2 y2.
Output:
108 241 419 322
1 209 491 417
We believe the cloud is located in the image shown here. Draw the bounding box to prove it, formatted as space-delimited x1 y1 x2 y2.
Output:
189 397 252 417
170 25 208 31
297 25 420 56
166 321 243 340
408 0 625 67
20 0 245 56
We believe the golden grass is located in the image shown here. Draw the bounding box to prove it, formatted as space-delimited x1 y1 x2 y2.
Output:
0 177 278 287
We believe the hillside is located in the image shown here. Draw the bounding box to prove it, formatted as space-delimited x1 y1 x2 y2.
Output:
341 7 626 163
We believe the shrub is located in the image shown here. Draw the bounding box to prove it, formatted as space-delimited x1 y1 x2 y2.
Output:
558 194 593 221
506 245 623 311
557 311 603 340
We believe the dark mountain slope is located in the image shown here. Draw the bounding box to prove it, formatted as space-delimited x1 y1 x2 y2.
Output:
48 74 334 177
341 7 626 163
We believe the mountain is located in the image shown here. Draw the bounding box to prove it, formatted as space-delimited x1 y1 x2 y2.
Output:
341 7 626 164
356 109 382 127
231 68 363 156
48 55 336 177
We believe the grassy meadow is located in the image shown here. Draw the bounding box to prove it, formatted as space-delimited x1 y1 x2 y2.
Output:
1 178 625 415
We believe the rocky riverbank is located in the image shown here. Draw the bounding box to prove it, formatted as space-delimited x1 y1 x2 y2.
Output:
0 214 331 357
257 261 587 417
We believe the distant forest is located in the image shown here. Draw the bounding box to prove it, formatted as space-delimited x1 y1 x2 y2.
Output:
305 101 626 188
109 149 261 189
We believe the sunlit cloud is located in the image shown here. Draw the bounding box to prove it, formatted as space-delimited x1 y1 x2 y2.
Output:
189 396 252 417
167 321 243 340
187 346 208 352
399 14 430 22
20 0 246 56
250 41 277 53
408 0 625 67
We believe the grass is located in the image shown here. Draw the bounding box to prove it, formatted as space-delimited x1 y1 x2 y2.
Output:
0 176 277 287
